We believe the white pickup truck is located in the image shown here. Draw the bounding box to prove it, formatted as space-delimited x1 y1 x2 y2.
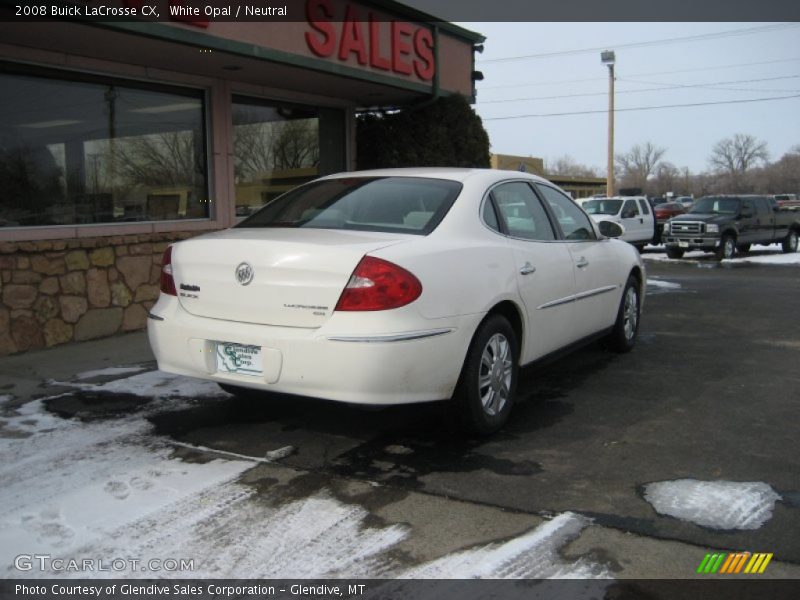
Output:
582 196 656 250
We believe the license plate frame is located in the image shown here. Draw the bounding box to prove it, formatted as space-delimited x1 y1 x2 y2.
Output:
216 342 263 377
678 241 689 248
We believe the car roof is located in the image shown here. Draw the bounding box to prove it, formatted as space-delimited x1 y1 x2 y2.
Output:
321 167 551 185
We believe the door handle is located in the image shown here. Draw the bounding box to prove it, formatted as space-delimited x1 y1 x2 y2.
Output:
576 257 589 269
519 262 536 275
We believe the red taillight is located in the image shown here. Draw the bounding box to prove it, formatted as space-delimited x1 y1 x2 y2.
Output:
335 256 422 311
160 246 177 296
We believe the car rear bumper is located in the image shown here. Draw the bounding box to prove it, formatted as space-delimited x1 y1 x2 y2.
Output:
147 295 479 405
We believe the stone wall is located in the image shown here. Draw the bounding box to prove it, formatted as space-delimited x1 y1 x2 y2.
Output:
0 232 201 356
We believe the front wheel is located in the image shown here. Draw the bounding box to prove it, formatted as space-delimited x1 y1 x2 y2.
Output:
607 276 641 353
782 230 798 253
452 314 519 435
715 235 736 260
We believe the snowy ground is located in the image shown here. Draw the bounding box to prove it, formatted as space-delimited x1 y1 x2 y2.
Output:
643 243 800 265
0 369 612 579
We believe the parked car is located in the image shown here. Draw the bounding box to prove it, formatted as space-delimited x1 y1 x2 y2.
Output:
773 194 800 208
148 169 645 434
651 202 686 244
663 195 800 259
654 202 686 221
675 195 694 208
582 196 656 250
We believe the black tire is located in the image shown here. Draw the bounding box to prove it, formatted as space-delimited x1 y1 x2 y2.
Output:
452 314 519 435
666 247 684 259
782 229 798 254
607 276 641 353
737 243 751 254
715 235 736 260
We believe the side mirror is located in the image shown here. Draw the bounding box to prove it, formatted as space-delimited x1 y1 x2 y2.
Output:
598 220 625 238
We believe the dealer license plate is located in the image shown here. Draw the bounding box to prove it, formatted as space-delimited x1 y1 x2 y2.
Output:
678 241 689 248
216 342 263 376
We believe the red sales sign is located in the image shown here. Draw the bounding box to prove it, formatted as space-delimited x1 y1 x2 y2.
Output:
305 0 435 81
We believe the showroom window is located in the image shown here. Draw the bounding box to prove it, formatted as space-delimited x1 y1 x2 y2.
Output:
0 67 209 227
232 96 344 217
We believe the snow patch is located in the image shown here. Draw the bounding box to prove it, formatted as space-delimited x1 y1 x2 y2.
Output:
646 278 681 290
643 479 781 530
265 445 295 460
399 512 609 579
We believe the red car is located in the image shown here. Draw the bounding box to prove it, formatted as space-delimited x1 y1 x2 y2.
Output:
653 202 686 244
654 202 686 221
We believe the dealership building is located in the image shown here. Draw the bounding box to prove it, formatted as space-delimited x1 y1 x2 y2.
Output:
0 0 483 354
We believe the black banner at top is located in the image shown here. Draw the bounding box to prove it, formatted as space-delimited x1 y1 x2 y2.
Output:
1 0 799 23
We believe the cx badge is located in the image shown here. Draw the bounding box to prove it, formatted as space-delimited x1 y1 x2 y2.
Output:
235 262 254 286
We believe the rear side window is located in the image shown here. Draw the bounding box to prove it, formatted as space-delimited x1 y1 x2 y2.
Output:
491 181 556 241
638 199 651 215
238 177 462 235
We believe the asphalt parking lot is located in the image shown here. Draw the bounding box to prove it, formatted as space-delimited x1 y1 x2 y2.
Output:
2 254 799 581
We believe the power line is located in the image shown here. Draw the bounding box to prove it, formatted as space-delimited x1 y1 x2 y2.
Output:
479 57 800 90
478 75 800 104
482 94 800 121
477 24 800 64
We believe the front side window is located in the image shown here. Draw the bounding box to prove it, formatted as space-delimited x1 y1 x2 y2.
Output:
0 69 208 227
622 200 640 218
238 177 462 235
535 184 597 241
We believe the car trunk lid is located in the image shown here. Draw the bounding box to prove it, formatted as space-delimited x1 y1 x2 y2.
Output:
171 228 413 328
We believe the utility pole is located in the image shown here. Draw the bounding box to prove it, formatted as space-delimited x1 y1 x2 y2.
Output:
601 50 616 197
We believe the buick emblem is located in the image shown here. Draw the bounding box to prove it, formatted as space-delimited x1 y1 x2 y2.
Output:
235 262 254 286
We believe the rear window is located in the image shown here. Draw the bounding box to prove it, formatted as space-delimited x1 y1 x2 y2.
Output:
237 177 462 235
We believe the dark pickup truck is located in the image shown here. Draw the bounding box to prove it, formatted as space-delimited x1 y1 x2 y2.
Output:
663 195 800 260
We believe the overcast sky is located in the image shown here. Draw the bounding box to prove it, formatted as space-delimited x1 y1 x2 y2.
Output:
456 22 800 174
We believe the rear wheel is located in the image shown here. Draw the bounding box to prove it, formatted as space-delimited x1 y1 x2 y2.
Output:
453 314 519 435
782 230 798 253
715 235 736 260
666 247 684 259
607 276 641 353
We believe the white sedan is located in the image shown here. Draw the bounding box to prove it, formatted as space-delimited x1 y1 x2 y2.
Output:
148 168 645 434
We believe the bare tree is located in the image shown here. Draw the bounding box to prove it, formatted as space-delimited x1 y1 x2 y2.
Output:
650 161 680 196
615 142 666 190
544 154 599 177
114 131 203 187
708 133 768 191
271 119 319 170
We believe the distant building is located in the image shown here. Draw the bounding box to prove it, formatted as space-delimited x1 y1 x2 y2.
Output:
490 154 606 199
